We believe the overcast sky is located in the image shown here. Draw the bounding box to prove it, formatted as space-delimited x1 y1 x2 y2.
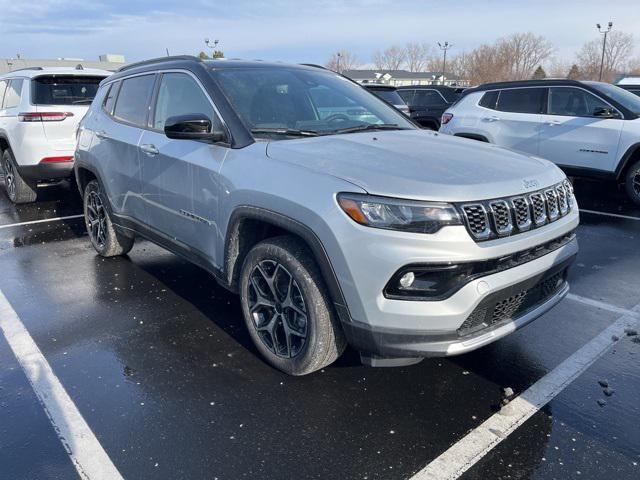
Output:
0 0 638 66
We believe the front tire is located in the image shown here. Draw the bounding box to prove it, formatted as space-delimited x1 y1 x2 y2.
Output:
83 179 134 256
624 159 640 206
2 149 37 204
239 236 346 375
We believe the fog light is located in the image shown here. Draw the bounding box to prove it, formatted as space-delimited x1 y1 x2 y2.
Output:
399 271 415 289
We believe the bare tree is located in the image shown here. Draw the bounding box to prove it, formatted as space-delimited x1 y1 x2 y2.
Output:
372 46 407 70
404 42 435 72
325 50 360 74
498 32 554 80
545 57 571 78
576 31 634 82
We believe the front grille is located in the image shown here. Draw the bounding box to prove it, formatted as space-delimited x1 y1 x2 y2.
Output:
458 181 573 242
457 267 568 337
489 200 513 236
545 189 559 221
461 204 490 239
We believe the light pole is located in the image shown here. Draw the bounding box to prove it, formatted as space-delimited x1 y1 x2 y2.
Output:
437 42 452 85
204 38 220 58
336 52 342 73
596 22 612 81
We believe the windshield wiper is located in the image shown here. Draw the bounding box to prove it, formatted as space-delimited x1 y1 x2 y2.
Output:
250 127 320 137
332 123 406 134
72 99 94 105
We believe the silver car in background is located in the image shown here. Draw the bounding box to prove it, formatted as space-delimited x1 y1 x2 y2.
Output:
74 56 578 375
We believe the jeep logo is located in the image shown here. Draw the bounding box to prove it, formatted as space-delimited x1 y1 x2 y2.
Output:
523 179 540 189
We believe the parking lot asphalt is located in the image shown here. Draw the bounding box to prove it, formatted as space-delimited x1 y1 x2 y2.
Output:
0 177 639 480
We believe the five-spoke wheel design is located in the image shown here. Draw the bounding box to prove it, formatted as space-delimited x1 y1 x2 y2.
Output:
2 156 16 199
248 260 308 358
86 190 107 249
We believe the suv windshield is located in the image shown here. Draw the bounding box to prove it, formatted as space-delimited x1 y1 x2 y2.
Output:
212 67 415 138
32 75 105 105
586 81 640 115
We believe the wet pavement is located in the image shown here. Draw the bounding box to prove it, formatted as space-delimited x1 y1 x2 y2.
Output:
0 177 638 480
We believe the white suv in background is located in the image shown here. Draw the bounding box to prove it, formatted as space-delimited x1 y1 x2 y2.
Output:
439 79 640 205
0 66 111 203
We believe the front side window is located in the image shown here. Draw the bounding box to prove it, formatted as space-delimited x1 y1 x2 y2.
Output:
586 81 640 115
31 75 105 105
3 79 23 109
113 74 156 127
548 87 610 117
153 73 219 131
212 66 415 139
496 88 545 114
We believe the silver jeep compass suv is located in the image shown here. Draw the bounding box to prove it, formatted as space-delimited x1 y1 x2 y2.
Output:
74 56 579 375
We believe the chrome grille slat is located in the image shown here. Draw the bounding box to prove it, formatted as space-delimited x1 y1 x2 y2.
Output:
457 181 574 242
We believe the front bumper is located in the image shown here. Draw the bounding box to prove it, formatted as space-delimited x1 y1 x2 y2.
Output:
342 252 575 358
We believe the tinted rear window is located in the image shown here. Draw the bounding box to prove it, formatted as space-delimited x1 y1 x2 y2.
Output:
113 75 156 127
32 75 105 105
496 88 545 114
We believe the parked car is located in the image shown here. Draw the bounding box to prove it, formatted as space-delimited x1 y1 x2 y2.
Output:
362 84 410 115
618 84 640 97
439 79 640 205
397 85 459 130
0 66 111 203
74 56 578 375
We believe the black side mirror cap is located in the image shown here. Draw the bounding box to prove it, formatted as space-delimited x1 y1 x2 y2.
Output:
592 107 620 119
164 114 227 142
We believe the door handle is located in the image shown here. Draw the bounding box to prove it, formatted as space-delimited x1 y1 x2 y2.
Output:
140 144 159 156
483 116 500 122
95 130 110 139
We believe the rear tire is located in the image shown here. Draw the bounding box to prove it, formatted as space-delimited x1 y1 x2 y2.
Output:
2 150 37 204
83 179 134 257
239 236 346 375
624 159 640 206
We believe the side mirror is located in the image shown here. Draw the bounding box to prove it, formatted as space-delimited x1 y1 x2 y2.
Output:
164 114 227 142
592 107 620 119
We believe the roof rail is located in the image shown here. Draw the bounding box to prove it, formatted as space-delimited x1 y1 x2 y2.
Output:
9 66 44 72
117 55 201 73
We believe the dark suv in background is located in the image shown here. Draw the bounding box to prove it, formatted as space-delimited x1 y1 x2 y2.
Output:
362 84 410 115
397 85 459 130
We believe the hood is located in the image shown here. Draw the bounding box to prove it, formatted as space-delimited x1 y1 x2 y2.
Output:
266 130 565 202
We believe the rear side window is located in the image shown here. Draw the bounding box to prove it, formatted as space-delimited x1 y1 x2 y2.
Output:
3 79 23 109
113 75 156 127
0 80 7 108
31 76 104 105
397 89 415 104
413 89 447 106
370 89 405 105
479 90 499 109
496 88 545 114
102 82 120 115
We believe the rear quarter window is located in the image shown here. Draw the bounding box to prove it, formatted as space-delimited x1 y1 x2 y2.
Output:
31 75 105 105
3 79 23 109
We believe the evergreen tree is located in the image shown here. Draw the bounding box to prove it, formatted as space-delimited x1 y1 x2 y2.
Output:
532 65 547 79
567 64 581 80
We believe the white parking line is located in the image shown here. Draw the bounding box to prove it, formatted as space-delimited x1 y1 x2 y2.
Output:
0 290 124 480
0 214 84 230
567 293 640 318
579 209 640 221
410 301 640 480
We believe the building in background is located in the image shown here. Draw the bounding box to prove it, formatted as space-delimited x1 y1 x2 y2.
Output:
0 54 127 74
342 69 469 87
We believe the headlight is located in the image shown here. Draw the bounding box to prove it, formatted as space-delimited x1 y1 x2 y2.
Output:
337 193 461 234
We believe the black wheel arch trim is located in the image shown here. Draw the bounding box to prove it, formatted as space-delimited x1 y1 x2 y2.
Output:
224 206 352 324
615 142 640 180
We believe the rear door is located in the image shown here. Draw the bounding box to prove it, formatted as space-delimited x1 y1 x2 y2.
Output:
31 75 106 153
97 74 156 221
139 71 227 262
538 86 624 172
487 87 545 155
